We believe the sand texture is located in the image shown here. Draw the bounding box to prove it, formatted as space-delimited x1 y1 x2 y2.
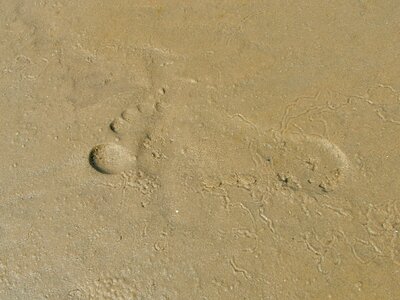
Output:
1 1 400 299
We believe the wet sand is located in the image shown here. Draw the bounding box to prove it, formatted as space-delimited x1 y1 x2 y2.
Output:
1 1 400 299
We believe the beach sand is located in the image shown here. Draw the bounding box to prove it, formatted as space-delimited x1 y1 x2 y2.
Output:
1 1 400 299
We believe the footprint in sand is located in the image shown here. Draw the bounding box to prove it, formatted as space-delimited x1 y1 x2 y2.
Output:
89 90 352 206
89 98 163 176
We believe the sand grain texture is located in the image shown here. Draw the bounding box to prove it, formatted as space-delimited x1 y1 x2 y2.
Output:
1 1 400 299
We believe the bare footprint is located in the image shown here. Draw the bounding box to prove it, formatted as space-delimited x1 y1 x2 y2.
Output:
89 98 163 176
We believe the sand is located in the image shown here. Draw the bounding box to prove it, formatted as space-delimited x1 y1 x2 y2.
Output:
1 1 400 299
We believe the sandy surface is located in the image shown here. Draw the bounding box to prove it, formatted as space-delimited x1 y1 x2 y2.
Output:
1 1 400 299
